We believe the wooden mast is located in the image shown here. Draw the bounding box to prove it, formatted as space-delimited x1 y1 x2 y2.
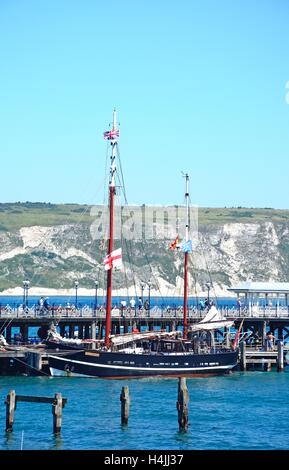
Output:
183 173 190 340
105 110 118 347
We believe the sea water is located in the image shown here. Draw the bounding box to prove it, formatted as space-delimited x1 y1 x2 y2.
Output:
0 371 289 450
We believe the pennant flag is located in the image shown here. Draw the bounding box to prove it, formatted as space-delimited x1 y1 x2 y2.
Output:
104 248 122 270
103 129 120 140
180 239 193 253
169 235 180 250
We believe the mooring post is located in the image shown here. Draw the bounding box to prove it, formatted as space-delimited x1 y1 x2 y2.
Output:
240 341 247 371
120 386 130 426
5 390 16 432
52 392 63 434
176 377 189 432
277 341 284 372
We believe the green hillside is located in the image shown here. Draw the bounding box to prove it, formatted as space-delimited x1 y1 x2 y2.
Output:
1 202 289 232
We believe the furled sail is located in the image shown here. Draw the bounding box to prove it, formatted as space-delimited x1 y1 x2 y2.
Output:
110 330 178 347
189 306 234 332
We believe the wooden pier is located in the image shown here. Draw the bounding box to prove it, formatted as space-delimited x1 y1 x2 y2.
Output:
0 305 289 375
240 341 285 372
1 305 289 343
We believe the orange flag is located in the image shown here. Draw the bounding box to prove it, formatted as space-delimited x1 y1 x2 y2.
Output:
169 235 180 250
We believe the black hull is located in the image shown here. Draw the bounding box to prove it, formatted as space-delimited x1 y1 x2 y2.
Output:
48 349 239 378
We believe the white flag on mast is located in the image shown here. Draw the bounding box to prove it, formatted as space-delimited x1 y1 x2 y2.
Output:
104 248 122 271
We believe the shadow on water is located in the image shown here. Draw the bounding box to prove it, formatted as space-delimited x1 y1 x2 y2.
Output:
4 431 15 449
174 429 192 449
50 435 64 450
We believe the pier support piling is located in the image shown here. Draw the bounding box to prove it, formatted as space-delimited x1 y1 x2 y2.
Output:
91 321 96 349
25 351 42 373
59 324 66 337
5 390 16 432
277 341 284 372
120 386 130 426
5 326 12 344
84 324 90 339
262 321 267 348
69 324 75 339
20 324 29 343
176 378 189 432
78 325 83 339
240 341 247 371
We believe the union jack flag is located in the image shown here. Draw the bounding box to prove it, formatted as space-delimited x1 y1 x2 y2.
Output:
103 129 120 140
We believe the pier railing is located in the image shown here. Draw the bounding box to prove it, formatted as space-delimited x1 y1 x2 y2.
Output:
0 305 289 320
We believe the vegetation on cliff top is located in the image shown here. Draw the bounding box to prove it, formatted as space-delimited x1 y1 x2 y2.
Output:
0 202 289 232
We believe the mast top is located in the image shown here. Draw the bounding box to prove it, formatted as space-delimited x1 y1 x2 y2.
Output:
103 110 119 141
113 109 117 131
183 172 190 242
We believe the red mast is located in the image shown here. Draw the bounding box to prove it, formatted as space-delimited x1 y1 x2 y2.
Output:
183 173 190 340
104 110 118 348
183 251 188 339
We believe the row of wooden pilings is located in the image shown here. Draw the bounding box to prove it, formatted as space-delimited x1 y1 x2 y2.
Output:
5 378 190 436
120 378 189 432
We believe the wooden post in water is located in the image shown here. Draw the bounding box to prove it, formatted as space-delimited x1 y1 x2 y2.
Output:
277 341 284 372
240 341 247 371
52 392 63 435
5 390 16 432
176 377 189 432
120 386 130 426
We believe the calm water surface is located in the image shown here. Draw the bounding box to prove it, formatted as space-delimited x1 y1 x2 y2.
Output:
0 371 289 450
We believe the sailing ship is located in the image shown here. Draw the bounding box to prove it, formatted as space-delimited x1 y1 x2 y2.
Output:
47 111 239 378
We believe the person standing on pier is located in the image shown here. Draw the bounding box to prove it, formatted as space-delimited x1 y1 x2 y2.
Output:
236 297 241 311
129 298 136 315
37 297 45 314
138 297 143 310
266 331 275 351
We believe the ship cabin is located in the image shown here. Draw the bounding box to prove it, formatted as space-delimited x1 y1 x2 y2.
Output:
137 336 211 354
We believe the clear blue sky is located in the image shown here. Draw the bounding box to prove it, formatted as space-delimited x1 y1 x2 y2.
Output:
1 0 289 208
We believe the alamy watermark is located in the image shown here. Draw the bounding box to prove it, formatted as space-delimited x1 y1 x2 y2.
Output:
90 204 199 243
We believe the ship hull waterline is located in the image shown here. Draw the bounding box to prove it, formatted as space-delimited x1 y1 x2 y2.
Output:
48 350 239 378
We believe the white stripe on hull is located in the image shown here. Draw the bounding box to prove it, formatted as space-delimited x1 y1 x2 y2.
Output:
48 355 236 372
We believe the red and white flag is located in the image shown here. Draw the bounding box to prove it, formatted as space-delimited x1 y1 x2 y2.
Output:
104 248 122 271
103 129 119 140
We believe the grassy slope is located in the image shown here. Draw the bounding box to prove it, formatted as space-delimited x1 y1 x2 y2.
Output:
1 203 289 232
0 202 93 231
